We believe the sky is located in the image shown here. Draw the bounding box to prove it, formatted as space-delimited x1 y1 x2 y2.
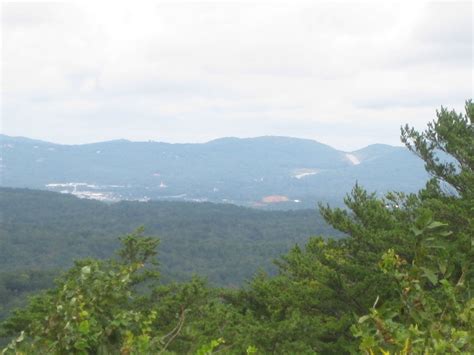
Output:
1 0 472 151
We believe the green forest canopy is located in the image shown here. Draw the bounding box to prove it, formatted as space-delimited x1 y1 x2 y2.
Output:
0 187 342 326
1 101 473 354
0 188 337 284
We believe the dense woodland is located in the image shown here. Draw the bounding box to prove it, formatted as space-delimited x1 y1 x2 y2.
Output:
0 190 338 323
1 102 473 353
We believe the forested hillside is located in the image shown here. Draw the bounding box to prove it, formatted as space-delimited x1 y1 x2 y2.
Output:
0 187 336 282
0 187 337 322
1 102 472 354
0 135 428 208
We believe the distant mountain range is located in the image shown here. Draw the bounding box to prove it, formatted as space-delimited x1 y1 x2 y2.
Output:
0 134 429 208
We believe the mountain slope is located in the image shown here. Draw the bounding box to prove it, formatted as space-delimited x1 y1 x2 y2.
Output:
0 187 336 285
0 135 429 207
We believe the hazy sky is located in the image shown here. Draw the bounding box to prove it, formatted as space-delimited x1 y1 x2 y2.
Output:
2 1 472 151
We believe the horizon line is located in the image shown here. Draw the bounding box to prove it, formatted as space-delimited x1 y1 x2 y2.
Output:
0 133 406 153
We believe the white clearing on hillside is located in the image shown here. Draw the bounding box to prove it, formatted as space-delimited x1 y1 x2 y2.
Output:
292 168 320 179
294 172 318 179
345 153 361 165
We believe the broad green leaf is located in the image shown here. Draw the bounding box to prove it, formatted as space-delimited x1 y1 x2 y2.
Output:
421 267 438 285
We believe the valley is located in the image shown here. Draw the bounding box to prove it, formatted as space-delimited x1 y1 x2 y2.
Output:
0 135 429 208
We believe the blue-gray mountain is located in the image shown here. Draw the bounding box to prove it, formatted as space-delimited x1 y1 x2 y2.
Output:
0 134 429 208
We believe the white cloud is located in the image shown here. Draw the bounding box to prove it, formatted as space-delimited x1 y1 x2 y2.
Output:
1 1 472 150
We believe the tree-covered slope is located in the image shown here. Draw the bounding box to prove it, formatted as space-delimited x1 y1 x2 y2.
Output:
0 135 428 207
1 102 472 354
0 187 336 285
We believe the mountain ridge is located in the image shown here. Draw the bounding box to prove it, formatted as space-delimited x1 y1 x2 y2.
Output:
0 134 428 208
0 134 400 153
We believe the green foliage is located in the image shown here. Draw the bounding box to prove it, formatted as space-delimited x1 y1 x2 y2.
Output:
352 101 474 353
219 101 473 353
0 192 337 323
1 231 255 354
222 239 357 353
0 189 335 285
401 100 474 199
218 184 418 353
0 269 57 323
1 100 472 354
2 229 173 354
195 338 225 355
352 224 473 353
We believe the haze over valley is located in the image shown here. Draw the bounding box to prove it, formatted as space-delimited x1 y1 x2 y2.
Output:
1 1 472 352
0 134 428 208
